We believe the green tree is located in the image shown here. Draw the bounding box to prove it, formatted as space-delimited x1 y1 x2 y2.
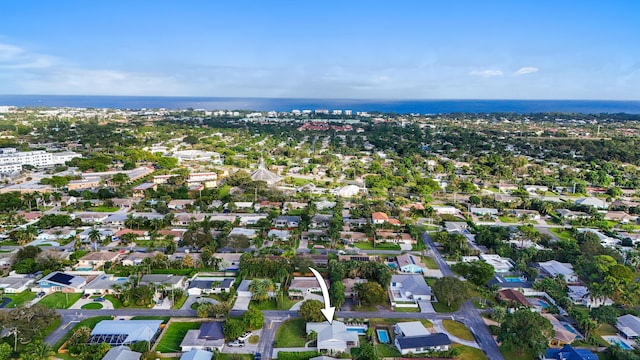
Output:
497 309 554 356
432 277 470 308
453 260 494 286
329 280 346 309
355 281 387 307
298 300 326 322
243 306 265 330
249 279 275 302
21 340 54 360
357 341 377 360
0 343 11 360
224 317 246 339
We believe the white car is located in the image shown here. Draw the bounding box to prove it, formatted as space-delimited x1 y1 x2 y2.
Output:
228 340 245 347
238 332 252 341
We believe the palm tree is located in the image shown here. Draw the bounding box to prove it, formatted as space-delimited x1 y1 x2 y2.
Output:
88 229 102 251
249 279 275 302
22 340 54 360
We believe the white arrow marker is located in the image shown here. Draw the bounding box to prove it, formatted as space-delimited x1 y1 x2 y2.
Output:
309 267 335 324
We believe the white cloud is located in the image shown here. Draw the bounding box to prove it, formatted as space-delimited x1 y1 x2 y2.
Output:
469 69 503 77
514 67 539 75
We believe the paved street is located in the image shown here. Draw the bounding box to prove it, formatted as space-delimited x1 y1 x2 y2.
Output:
422 232 504 360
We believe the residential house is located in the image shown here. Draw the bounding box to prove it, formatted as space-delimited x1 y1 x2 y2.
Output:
102 346 142 360
311 214 332 229
85 274 129 295
574 197 608 209
140 274 186 290
479 254 514 273
131 182 157 198
394 321 430 338
604 211 637 223
76 251 121 270
36 272 86 293
301 230 328 242
90 320 162 346
396 254 427 274
389 274 432 307
374 230 414 245
394 333 451 355
267 229 291 241
444 221 468 234
0 276 35 293
121 251 163 266
342 278 367 299
187 278 234 296
339 231 367 243
315 200 336 211
180 322 225 352
274 215 300 228
76 213 109 224
289 277 329 297
543 345 598 360
214 253 242 271
470 207 499 216
617 314 640 339
543 313 578 346
306 321 359 353
498 289 531 310
180 350 213 360
431 206 460 216
567 285 613 308
168 199 195 210
228 228 258 239
113 229 149 242
509 209 541 220
536 261 578 282
371 212 389 224
36 228 76 242
556 209 591 220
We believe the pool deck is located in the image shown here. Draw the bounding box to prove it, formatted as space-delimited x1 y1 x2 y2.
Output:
602 335 635 350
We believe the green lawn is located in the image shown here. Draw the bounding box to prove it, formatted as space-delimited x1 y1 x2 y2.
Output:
443 320 474 341
251 297 298 311
104 294 150 309
393 306 419 312
274 318 307 347
90 206 119 212
3 291 36 307
549 228 575 241
156 322 202 353
172 295 188 309
500 344 536 360
376 343 402 357
433 301 460 313
354 241 400 250
217 354 253 360
131 316 171 322
498 215 519 223
368 318 432 328
455 344 488 360
39 292 82 309
81 302 103 309
421 255 439 269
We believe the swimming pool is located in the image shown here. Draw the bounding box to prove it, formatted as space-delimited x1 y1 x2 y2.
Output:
346 327 366 334
503 277 523 282
603 336 633 350
377 329 390 344
387 263 398 269
75 267 93 271
562 323 583 339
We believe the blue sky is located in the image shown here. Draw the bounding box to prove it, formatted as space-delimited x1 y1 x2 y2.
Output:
1 1 639 99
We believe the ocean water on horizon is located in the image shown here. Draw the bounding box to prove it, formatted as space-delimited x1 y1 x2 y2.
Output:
1 95 640 114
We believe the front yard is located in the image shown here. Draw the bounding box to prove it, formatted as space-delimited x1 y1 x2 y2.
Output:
156 321 202 353
274 318 307 347
3 291 36 307
39 292 82 309
354 241 400 250
442 320 474 341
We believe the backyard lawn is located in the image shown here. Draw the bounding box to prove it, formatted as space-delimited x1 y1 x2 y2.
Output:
500 344 536 360
420 255 439 269
274 318 307 347
354 241 400 250
3 291 36 307
251 297 298 311
549 228 575 241
156 322 202 353
39 292 82 309
443 320 474 341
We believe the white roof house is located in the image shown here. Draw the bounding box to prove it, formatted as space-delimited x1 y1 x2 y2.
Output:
575 197 608 209
389 274 432 306
102 346 141 360
0 276 34 293
394 321 430 338
180 350 213 360
479 254 514 273
90 320 163 345
617 314 640 339
228 228 258 238
306 321 359 353
536 260 578 282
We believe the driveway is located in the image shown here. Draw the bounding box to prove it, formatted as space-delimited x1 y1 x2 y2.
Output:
181 295 218 310
221 328 263 354
289 293 323 311
69 297 114 310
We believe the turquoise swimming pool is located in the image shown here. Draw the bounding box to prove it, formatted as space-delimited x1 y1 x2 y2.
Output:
377 329 390 343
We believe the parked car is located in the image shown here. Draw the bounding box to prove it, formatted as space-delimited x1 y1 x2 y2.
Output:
81 294 90 299
227 340 245 347
36 291 45 298
238 332 252 341
254 353 261 360
94 297 105 302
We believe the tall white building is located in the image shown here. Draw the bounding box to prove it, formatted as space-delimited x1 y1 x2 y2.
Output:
0 148 81 173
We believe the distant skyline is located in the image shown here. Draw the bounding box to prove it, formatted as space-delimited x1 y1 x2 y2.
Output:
1 1 639 100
